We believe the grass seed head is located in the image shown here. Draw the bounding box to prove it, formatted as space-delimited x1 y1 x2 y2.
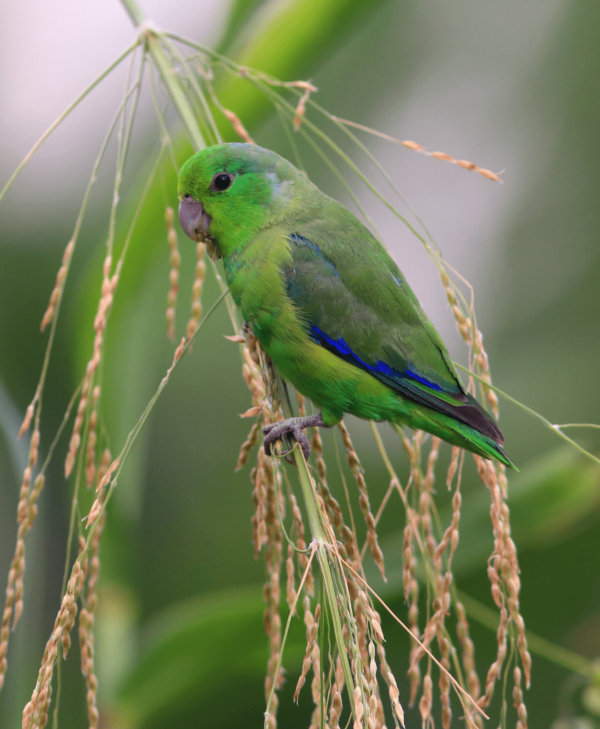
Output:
185 241 206 342
40 240 74 332
165 206 181 340
338 423 385 579
223 108 255 144
236 422 260 471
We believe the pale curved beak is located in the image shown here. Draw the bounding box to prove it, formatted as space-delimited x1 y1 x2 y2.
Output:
178 198 211 241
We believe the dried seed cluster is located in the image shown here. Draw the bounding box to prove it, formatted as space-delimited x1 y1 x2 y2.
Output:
263 461 284 729
185 240 207 341
65 255 118 478
329 117 502 183
290 82 318 131
222 108 255 144
165 206 181 340
40 240 74 332
294 599 320 701
79 457 108 729
397 433 486 725
85 386 101 487
22 563 84 729
338 423 385 579
441 268 498 417
0 429 44 690
476 457 531 719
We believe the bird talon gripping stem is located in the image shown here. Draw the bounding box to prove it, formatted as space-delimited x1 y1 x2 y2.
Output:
262 413 325 460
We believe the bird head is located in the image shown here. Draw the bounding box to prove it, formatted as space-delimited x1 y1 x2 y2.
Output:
177 143 301 256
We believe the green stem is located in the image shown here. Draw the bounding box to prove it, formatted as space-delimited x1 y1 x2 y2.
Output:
163 37 223 146
119 0 205 152
558 423 600 430
119 0 145 26
274 372 356 721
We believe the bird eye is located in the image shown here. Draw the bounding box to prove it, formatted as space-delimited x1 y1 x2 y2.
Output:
212 173 233 191
183 193 194 202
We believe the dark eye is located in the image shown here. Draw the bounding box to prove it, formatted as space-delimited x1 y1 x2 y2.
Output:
183 193 193 202
212 173 233 191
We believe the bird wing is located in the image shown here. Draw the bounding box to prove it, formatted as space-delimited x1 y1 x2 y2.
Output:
281 210 502 442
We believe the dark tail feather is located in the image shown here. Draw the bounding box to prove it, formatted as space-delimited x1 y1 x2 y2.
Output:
398 379 507 446
434 392 518 469
457 416 517 469
450 392 504 444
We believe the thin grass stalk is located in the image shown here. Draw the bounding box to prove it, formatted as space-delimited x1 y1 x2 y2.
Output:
121 0 205 151
64 52 145 479
274 372 357 723
162 37 223 147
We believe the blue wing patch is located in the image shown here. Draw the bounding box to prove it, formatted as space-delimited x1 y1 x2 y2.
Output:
283 234 502 442
282 233 502 443
310 325 443 392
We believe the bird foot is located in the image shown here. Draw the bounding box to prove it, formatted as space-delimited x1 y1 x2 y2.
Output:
263 413 325 460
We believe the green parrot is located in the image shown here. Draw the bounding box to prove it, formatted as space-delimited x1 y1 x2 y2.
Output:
178 143 514 468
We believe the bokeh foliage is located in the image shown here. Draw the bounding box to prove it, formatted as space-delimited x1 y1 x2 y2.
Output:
1 1 600 727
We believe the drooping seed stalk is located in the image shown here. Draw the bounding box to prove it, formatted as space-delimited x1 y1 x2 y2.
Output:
273 370 357 722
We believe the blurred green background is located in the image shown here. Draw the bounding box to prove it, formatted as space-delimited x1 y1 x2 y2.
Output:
1 0 600 727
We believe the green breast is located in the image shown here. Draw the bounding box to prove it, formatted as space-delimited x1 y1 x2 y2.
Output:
223 230 294 347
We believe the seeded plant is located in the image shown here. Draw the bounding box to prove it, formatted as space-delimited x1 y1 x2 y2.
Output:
1 2 599 728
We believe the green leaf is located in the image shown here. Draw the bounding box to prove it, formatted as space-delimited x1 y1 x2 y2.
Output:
114 587 304 728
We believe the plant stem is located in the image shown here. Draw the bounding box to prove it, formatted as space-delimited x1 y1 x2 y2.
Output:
119 0 206 152
274 372 356 720
119 0 145 26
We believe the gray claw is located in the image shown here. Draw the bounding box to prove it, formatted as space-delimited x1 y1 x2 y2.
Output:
262 413 324 461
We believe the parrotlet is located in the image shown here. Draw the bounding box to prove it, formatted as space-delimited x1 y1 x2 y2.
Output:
178 143 513 468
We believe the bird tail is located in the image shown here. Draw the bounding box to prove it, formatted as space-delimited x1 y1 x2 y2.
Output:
395 401 517 469
455 422 517 470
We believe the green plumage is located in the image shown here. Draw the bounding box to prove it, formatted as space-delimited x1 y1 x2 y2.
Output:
178 143 514 468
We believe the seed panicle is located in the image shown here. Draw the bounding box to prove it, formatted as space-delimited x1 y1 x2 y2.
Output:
40 241 74 333
185 240 207 342
338 423 385 580
0 428 44 689
165 206 181 340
